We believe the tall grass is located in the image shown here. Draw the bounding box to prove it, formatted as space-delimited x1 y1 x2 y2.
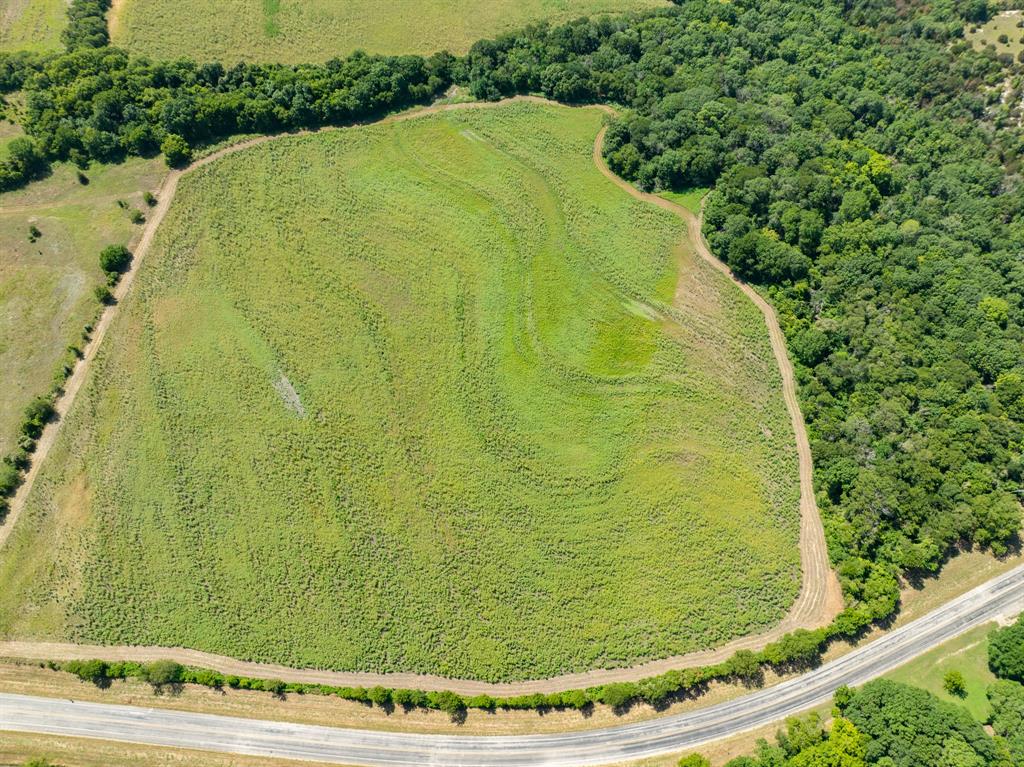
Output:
111 0 669 62
0 104 801 682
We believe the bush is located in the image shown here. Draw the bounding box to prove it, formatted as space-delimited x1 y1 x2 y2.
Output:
94 285 114 305
943 670 967 697
128 208 145 224
143 191 157 206
161 134 192 168
141 660 183 687
427 690 465 716
99 244 132 275
21 396 55 440
64 659 109 685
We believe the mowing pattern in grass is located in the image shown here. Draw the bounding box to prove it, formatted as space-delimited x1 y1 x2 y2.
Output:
109 0 668 63
0 157 166 458
0 0 66 52
0 104 800 681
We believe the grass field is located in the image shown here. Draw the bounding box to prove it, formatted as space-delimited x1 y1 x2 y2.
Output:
0 103 800 681
0 157 166 459
887 623 998 721
108 0 669 63
965 10 1024 58
0 0 65 53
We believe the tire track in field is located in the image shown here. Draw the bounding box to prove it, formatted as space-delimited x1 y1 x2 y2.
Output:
0 97 841 696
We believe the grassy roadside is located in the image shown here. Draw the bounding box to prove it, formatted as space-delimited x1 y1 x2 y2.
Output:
885 622 997 721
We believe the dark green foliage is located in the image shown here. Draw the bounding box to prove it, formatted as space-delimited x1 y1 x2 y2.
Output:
62 0 111 50
0 137 49 192
987 680 1024 764
98 245 132 276
21 396 55 440
140 659 183 687
143 191 156 207
16 46 455 168
160 134 191 168
838 679 997 767
63 659 110 685
988 616 1024 683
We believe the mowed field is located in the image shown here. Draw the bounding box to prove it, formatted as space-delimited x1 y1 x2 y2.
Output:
108 0 669 63
0 157 166 458
0 103 800 681
0 0 65 52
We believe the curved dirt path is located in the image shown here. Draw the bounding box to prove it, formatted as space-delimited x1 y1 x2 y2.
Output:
0 98 840 696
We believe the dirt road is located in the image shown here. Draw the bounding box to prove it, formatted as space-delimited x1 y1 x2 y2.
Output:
0 97 840 696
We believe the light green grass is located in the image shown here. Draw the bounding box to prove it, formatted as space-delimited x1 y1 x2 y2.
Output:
0 0 66 53
109 0 669 63
0 157 166 459
966 11 1024 58
0 103 800 681
886 623 998 721
660 188 709 216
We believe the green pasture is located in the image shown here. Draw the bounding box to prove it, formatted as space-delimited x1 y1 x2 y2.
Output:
965 11 1024 58
887 623 998 721
0 0 65 53
0 103 800 681
0 156 166 458
109 0 669 63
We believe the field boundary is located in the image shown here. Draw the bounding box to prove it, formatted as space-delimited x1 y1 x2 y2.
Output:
0 96 840 695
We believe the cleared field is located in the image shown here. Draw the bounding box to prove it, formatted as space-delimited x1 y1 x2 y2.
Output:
0 103 800 681
0 0 65 52
109 0 669 63
0 157 165 459
966 10 1024 58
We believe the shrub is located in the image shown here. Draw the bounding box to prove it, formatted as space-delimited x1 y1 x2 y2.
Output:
161 134 192 168
427 690 465 716
140 660 183 687
27 224 41 242
128 208 145 224
942 670 967 697
599 682 637 710
64 659 109 685
99 244 132 275
21 396 55 440
367 686 391 706
143 191 157 206
94 285 114 304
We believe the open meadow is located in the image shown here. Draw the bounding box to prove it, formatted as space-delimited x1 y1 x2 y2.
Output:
0 0 66 52
108 0 668 63
0 156 166 459
0 102 801 681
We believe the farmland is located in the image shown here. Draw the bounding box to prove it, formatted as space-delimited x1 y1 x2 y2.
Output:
0 0 65 52
0 102 800 681
108 0 668 63
0 156 165 459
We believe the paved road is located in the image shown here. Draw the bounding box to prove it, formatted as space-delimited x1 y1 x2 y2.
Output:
3 564 1023 767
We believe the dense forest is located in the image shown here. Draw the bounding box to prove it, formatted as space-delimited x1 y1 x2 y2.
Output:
0 0 1022 709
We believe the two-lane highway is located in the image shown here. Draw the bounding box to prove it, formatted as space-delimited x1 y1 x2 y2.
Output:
3 563 1024 766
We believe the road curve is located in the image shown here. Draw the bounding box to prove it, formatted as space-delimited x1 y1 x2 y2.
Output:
1 97 838 694
3 564 1023 767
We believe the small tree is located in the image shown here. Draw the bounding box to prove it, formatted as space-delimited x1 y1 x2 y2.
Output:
943 670 967 698
99 244 132 276
161 133 192 168
141 659 183 687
